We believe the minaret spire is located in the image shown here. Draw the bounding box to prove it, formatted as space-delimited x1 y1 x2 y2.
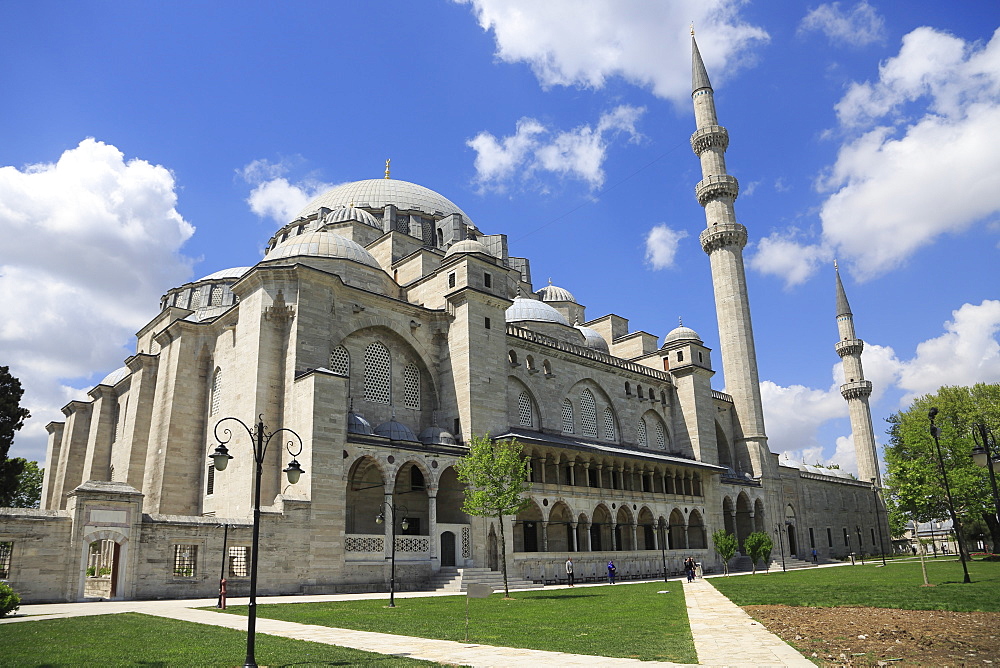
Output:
834 265 880 485
690 36 769 478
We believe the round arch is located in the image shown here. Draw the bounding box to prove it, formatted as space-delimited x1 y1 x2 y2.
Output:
346 456 386 534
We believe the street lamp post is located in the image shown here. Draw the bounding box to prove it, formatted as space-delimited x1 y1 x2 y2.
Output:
217 523 229 609
846 531 855 565
773 524 786 572
871 480 887 566
855 525 866 565
928 407 972 584
658 518 668 582
210 415 305 668
376 501 409 607
972 422 1000 531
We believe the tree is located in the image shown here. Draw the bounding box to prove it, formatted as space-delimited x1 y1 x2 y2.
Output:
455 434 530 598
883 384 1000 554
712 529 738 575
0 366 32 507
8 460 42 508
744 531 773 575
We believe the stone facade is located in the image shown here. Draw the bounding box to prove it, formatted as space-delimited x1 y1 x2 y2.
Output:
0 39 888 603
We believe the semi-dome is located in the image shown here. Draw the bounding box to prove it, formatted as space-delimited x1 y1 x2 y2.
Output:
537 282 576 303
264 230 381 269
99 366 130 387
296 179 477 228
374 419 419 442
324 206 381 229
663 323 702 345
505 296 570 326
443 238 491 258
574 324 610 353
418 426 457 446
347 411 374 435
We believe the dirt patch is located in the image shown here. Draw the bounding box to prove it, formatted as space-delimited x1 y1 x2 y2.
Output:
744 605 1000 667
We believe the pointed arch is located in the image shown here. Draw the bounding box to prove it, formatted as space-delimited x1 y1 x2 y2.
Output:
363 341 391 404
580 388 598 437
346 456 386 534
329 346 350 376
561 398 574 434
602 406 617 441
688 509 706 549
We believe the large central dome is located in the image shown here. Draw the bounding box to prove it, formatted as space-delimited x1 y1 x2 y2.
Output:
296 179 476 227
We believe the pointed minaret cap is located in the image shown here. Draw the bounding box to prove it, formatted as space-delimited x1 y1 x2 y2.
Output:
692 35 713 94
835 260 852 317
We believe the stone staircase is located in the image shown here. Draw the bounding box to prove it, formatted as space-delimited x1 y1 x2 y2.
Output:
427 567 543 593
767 556 818 571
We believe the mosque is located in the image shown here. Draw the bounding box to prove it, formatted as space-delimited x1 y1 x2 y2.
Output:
0 38 888 602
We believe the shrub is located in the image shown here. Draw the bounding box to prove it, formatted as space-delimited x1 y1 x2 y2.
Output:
0 582 21 617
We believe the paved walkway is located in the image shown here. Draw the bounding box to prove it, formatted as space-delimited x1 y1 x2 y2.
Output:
3 577 813 667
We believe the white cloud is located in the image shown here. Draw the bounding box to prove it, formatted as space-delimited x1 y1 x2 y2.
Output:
644 224 688 270
0 139 196 462
468 106 644 190
896 300 1000 402
761 379 846 456
240 159 332 225
798 1 885 47
749 231 830 288
456 0 768 101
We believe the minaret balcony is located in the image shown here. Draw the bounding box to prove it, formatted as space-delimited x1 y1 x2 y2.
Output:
695 174 739 206
840 380 872 400
835 339 864 357
699 223 747 254
690 125 729 156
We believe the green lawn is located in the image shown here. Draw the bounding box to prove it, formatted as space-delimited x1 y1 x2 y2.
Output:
709 559 1000 612
215 583 696 663
0 612 441 667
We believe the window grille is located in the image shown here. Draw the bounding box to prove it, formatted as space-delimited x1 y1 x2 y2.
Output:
580 390 597 437
210 369 222 416
206 464 215 495
173 545 197 577
364 342 391 404
561 399 574 433
228 546 248 578
112 401 120 442
603 407 616 441
0 541 11 578
403 364 420 410
448 273 456 288
517 391 533 427
210 285 223 307
329 346 350 376
655 422 665 449
190 288 202 310
637 419 647 447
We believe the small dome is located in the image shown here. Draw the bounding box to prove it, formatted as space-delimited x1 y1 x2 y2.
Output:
324 206 381 229
418 426 457 446
347 412 374 436
264 230 381 269
374 419 419 442
574 325 610 353
444 238 492 258
537 283 576 303
196 267 252 282
505 296 570 326
663 323 702 345
99 366 130 386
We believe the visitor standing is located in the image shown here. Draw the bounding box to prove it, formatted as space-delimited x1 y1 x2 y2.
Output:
565 558 574 586
812 548 818 564
684 557 695 582
607 560 616 584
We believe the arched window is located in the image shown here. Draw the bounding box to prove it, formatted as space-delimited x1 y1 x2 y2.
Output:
508 350 518 365
580 389 597 437
660 391 666 405
404 364 420 410
190 288 202 310
525 355 535 371
637 384 643 399
517 391 533 427
625 382 631 396
364 342 391 404
602 407 617 441
637 418 647 447
648 388 655 401
329 346 350 376
210 368 222 416
655 421 665 449
543 360 552 375
210 285 224 307
561 399 574 434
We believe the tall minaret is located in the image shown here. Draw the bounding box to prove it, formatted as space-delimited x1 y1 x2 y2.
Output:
690 35 770 478
834 263 880 485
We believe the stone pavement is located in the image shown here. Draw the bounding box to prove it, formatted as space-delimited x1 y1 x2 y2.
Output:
2 577 813 667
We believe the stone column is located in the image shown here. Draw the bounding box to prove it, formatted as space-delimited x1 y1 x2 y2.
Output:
583 463 592 487
611 521 618 551
428 488 438 565
541 520 549 552
568 461 576 486
631 521 638 552
540 457 547 484
571 522 578 552
683 526 690 550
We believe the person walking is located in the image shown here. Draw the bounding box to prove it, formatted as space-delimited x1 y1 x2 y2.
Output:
607 560 616 584
565 558 574 587
684 557 695 582
811 548 818 564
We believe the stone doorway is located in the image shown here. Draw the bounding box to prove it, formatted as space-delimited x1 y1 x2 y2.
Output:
84 538 120 599
441 531 456 567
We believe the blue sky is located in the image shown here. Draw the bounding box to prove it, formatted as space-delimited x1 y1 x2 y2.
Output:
2 1 998 474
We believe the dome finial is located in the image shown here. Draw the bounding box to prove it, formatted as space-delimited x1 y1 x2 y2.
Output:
384 158 391 180
834 258 839 271
690 23 695 36
548 277 553 285
678 316 684 327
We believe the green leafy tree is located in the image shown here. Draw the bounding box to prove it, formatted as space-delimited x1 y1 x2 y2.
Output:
883 383 1000 554
0 366 32 507
8 460 42 508
712 529 738 575
455 434 530 598
744 531 773 575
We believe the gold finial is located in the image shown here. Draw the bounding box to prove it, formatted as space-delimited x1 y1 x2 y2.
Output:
384 158 391 180
548 277 553 285
690 23 695 36
834 259 839 271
